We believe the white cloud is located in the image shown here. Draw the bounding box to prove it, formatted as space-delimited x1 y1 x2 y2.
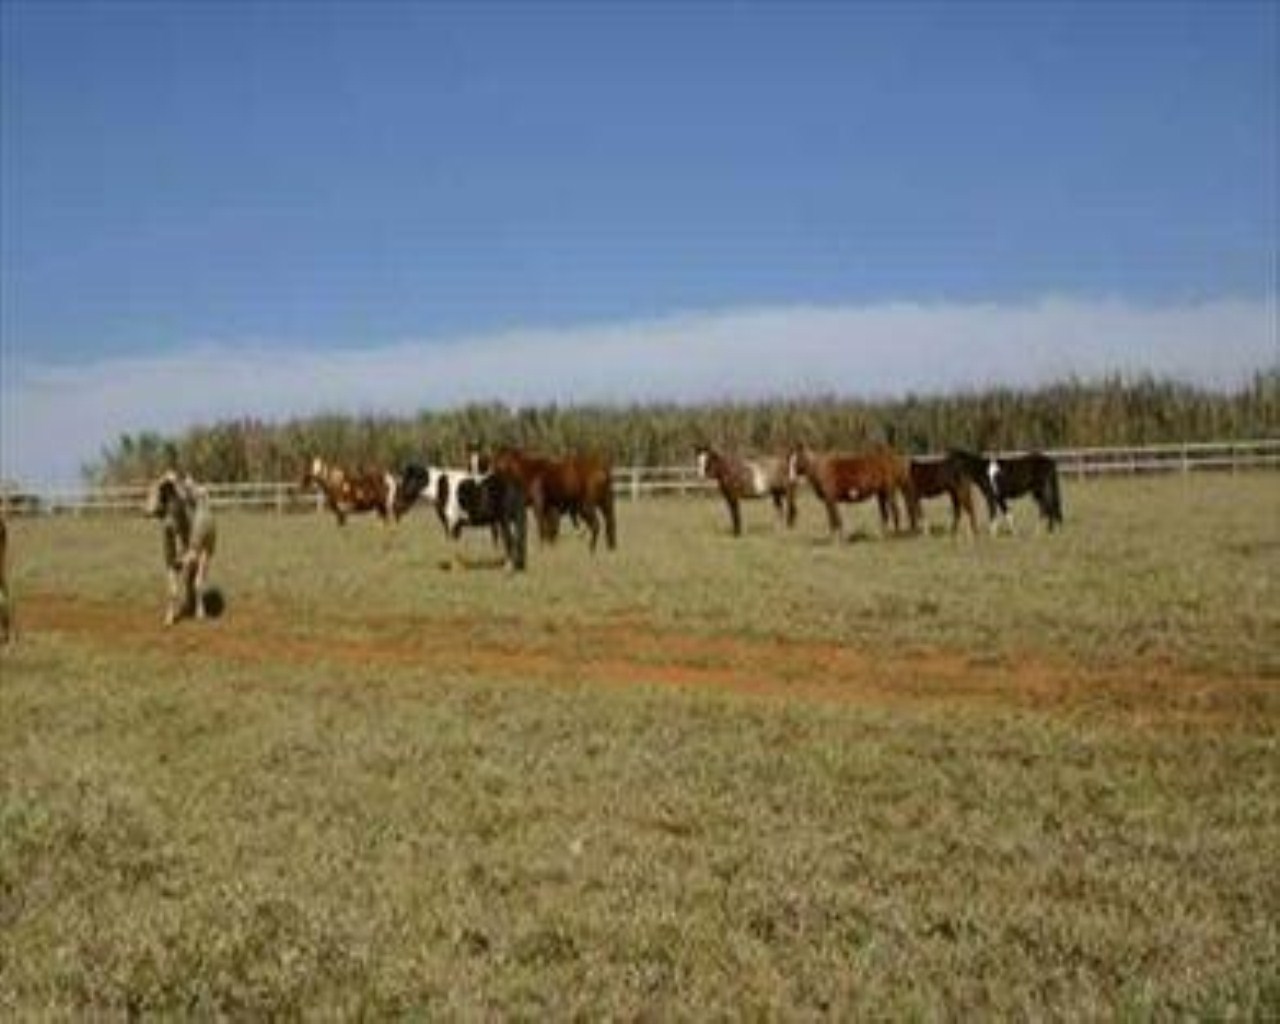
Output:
1 296 1274 488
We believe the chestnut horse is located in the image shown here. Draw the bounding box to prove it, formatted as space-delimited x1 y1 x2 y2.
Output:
486 448 617 553
695 445 796 536
907 454 980 536
948 448 1063 533
788 444 916 540
302 456 396 526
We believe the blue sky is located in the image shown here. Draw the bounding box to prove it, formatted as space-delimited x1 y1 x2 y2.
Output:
1 1 1276 484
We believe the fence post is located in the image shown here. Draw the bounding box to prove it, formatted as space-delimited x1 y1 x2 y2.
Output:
631 468 640 502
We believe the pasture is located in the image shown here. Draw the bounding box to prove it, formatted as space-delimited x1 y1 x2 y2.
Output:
2 474 1277 1017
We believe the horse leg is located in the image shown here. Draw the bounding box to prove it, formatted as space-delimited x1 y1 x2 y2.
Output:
583 506 601 553
542 507 561 544
824 498 842 541
193 550 211 619
165 565 182 626
905 492 922 535
875 491 897 538
174 553 201 624
601 489 617 551
954 481 976 539
535 484 559 545
957 489 976 539
1047 469 1064 531
495 513 518 571
509 488 528 571
726 495 742 536
988 497 1008 536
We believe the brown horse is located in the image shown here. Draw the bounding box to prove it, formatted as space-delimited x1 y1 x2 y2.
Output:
695 445 796 536
487 448 617 552
788 444 916 540
302 455 396 526
907 454 979 536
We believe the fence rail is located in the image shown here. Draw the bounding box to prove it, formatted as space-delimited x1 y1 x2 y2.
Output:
3 439 1277 517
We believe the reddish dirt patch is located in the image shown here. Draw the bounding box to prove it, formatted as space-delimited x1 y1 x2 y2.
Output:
15 590 1277 727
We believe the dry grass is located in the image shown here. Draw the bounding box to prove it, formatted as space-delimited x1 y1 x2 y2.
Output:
1 474 1277 1017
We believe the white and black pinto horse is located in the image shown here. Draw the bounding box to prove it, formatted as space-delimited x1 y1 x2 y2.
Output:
949 448 1063 534
395 464 528 571
145 471 220 625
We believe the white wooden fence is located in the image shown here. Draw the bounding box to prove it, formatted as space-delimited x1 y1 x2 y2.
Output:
2 438 1277 517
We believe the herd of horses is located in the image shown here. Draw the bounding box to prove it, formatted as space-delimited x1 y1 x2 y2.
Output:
116 442 1060 625
301 447 619 573
0 442 1064 631
301 442 1061 553
696 443 1062 541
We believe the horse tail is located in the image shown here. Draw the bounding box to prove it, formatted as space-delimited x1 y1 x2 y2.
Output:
955 450 1000 520
601 471 618 551
898 464 921 533
527 477 554 544
1045 460 1064 529
508 479 528 570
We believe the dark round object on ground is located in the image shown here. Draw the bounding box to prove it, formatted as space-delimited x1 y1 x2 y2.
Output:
200 587 226 619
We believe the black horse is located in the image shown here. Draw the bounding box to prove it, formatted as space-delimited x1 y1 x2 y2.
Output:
398 463 528 570
949 448 1063 533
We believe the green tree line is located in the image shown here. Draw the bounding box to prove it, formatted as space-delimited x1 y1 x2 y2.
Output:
86 372 1280 485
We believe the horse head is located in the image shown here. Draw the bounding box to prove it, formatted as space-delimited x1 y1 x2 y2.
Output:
300 455 327 490
488 447 525 478
145 471 182 519
987 459 1002 496
694 445 715 479
394 463 432 519
787 445 813 483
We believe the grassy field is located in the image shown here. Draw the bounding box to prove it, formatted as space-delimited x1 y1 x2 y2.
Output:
2 474 1277 1016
